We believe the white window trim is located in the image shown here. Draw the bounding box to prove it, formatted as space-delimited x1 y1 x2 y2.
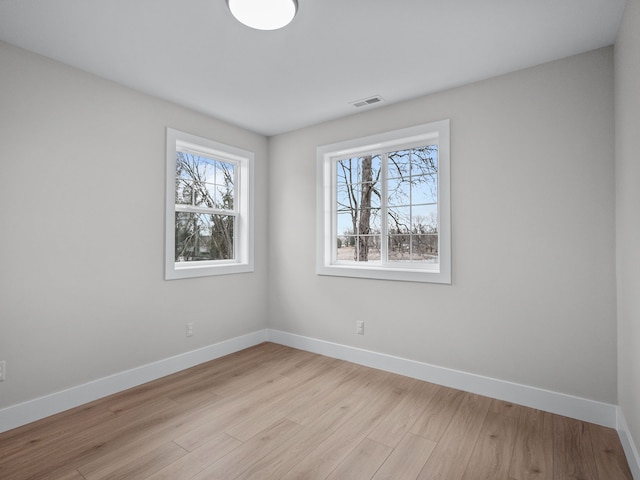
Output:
316 120 451 284
165 128 254 280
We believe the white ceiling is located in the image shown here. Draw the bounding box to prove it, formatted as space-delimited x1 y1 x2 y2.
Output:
0 0 627 136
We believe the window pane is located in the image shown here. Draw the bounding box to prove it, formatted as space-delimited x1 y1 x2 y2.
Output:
176 152 194 179
333 147 439 266
337 235 356 260
336 235 381 262
364 208 382 232
388 146 438 207
210 182 234 210
338 208 380 233
215 161 235 209
388 149 411 179
388 234 438 263
337 156 381 184
336 158 354 185
352 155 381 181
208 214 234 260
412 174 438 205
337 157 380 187
412 204 438 233
176 152 235 210
388 234 411 261
388 207 411 234
337 183 355 212
193 182 233 209
175 178 193 205
411 145 438 175
176 152 214 181
388 177 411 207
358 235 381 261
193 182 213 208
193 175 234 210
337 212 354 236
337 211 381 264
369 155 382 177
355 207 378 235
365 184 381 209
352 235 381 262
335 155 381 262
411 234 439 262
175 212 234 262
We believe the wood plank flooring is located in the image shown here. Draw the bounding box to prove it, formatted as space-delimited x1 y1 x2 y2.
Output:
0 343 632 480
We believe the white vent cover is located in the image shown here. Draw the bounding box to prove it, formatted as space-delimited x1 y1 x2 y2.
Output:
350 95 384 108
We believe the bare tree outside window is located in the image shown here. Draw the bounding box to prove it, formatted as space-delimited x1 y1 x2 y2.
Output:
174 152 235 262
336 155 381 261
336 145 438 263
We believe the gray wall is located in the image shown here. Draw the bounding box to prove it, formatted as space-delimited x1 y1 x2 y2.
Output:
616 0 640 454
0 41 269 409
0 40 621 412
268 47 617 403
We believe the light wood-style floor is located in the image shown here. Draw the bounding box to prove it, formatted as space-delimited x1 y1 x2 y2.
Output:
0 343 633 480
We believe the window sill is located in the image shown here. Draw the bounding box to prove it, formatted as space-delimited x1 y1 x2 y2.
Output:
166 262 254 280
317 263 451 284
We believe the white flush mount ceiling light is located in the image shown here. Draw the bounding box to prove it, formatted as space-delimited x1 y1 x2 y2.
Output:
227 0 298 30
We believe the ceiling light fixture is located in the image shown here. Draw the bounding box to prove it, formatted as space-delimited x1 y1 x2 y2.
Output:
227 0 298 30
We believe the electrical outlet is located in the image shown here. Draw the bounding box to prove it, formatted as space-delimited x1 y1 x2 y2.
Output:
0 361 5 381
356 321 364 335
186 322 194 337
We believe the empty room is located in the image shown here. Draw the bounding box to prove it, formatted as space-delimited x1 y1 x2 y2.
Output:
1 0 639 479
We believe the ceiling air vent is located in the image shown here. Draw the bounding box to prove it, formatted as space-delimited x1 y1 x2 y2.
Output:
350 95 384 108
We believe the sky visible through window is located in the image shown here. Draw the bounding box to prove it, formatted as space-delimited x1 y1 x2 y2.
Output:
336 145 439 264
174 152 236 262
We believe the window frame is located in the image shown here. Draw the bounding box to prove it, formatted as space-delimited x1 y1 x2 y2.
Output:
165 128 254 280
316 120 451 284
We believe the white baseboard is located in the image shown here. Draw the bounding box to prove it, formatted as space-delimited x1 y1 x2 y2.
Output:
617 408 640 479
266 329 618 429
0 329 269 434
2 326 638 478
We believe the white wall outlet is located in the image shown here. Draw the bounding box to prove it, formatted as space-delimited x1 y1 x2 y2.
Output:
356 320 364 335
186 322 194 337
0 361 5 381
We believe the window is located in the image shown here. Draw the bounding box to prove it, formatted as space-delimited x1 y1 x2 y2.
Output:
317 120 450 283
165 128 253 279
